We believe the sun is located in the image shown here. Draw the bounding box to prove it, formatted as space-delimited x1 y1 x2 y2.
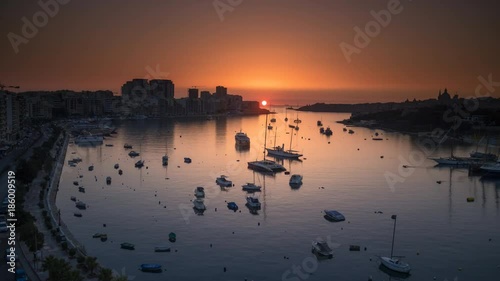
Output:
261 100 267 106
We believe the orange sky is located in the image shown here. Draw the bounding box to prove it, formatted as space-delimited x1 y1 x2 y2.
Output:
1 0 499 104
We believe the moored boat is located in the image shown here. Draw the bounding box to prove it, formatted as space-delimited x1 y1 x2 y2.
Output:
246 196 261 209
312 239 333 259
248 159 286 173
289 174 303 186
168 232 176 242
128 151 140 157
235 131 251 147
120 242 135 250
75 201 86 210
184 157 192 163
324 127 332 136
216 175 232 187
88 165 94 171
193 198 206 210
227 202 238 211
194 187 205 198
135 160 144 168
154 246 171 252
140 264 162 273
124 143 133 149
162 155 168 166
114 163 119 169
379 215 411 274
324 210 345 222
242 182 261 192
106 176 111 184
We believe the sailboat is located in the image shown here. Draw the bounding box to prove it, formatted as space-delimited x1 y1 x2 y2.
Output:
242 172 262 192
266 127 303 159
379 215 411 274
248 113 286 173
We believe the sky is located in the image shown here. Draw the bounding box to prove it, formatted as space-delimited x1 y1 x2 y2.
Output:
1 0 499 104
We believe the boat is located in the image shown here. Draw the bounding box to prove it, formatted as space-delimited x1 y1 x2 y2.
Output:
73 181 79 186
235 131 251 147
428 156 471 166
289 174 303 186
470 151 498 161
379 215 411 274
246 196 261 209
124 144 133 149
480 161 500 174
100 234 108 241
216 175 232 187
317 120 323 126
75 201 86 210
120 242 135 250
184 157 192 163
118 169 123 175
74 133 104 145
248 159 286 173
140 264 162 273
311 239 333 259
105 144 113 147
242 182 261 192
267 127 303 159
324 127 332 136
92 233 104 238
78 187 85 193
294 118 302 124
114 163 119 169
372 137 383 141
268 124 273 130
88 165 94 171
135 160 144 168
128 151 140 157
194 187 205 198
227 202 238 211
162 155 168 166
319 127 325 134
106 176 111 184
348 129 354 134
343 128 347 132
193 198 206 210
270 117 276 122
74 212 82 217
154 246 171 252
168 232 176 242
70 196 76 201
324 210 345 222
289 124 295 129
295 126 299 131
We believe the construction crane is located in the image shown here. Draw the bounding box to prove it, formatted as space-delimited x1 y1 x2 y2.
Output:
190 85 206 89
0 82 20 91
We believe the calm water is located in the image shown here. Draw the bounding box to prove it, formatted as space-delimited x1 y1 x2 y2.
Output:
56 110 500 281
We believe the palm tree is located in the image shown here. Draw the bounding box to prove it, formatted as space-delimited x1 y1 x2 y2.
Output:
85 256 98 276
98 268 114 281
65 269 84 281
42 256 72 281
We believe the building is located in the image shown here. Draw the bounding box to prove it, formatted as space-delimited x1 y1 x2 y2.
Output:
188 88 199 99
0 91 22 144
214 86 227 98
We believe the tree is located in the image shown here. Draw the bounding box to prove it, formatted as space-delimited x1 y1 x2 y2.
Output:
113 275 129 281
85 256 98 275
42 255 72 281
65 269 84 281
98 268 114 281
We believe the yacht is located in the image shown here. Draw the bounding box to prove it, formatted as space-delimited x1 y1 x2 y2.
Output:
289 174 303 186
235 131 251 147
194 187 205 198
128 151 140 157
216 175 232 187
470 151 498 161
248 159 286 173
429 156 470 166
114 163 119 169
106 176 111 184
124 144 133 149
162 155 169 166
246 196 261 209
242 182 262 192
311 239 333 259
480 161 500 174
135 160 144 168
193 198 206 210
267 145 302 159
324 127 333 136
74 134 103 145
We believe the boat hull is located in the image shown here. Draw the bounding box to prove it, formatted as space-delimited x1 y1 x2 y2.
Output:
380 257 411 273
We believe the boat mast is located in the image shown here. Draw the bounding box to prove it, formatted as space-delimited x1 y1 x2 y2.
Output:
263 112 268 160
289 128 293 151
390 215 397 258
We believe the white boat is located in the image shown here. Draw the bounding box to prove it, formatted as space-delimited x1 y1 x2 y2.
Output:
428 156 472 165
216 175 232 187
162 155 168 166
267 145 303 159
135 160 144 168
74 134 103 145
289 174 303 186
242 182 261 192
480 161 500 174
379 215 411 274
128 151 140 157
311 239 333 258
106 176 111 184
193 198 206 210
248 159 286 173
246 196 261 208
235 131 250 147
194 187 205 198
114 163 119 169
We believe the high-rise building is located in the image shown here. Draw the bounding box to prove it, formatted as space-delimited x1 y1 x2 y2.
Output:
188 88 199 99
215 86 227 98
200 91 211 100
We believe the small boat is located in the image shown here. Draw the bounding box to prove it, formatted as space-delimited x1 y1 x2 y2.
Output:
193 198 206 210
317 120 323 126
194 187 205 198
216 175 232 187
375 132 379 136
379 215 411 274
348 129 354 134
319 127 325 134
74 212 82 217
312 239 333 258
227 202 238 211
480 160 500 174
247 159 286 173
154 246 171 252
168 232 176 242
124 144 133 149
294 118 302 124
270 117 276 123
92 233 104 238
184 157 192 163
128 151 140 157
288 124 296 129
70 196 76 201
242 182 261 192
88 165 94 171
106 176 111 184
324 127 332 136
324 210 345 222
114 163 119 169
268 124 273 130
120 242 135 250
100 234 108 242
289 174 303 186
162 155 168 166
118 169 123 175
343 128 347 132
372 137 383 141
75 201 86 210
140 264 162 273
69 162 77 167
235 131 251 147
105 144 113 147
295 126 299 131
135 160 145 168
78 187 85 193
246 196 261 209
73 181 79 186
470 151 498 161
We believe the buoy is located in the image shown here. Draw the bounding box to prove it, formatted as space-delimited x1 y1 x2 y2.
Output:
380 156 384 158
223 267 226 272
258 222 260 226
458 267 462 271
103 224 106 227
